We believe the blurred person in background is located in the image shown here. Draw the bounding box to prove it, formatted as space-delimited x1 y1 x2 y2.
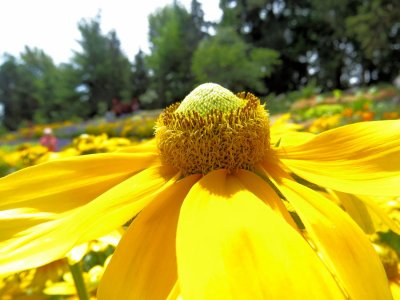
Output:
40 127 58 151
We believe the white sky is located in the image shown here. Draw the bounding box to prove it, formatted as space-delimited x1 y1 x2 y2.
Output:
0 0 222 65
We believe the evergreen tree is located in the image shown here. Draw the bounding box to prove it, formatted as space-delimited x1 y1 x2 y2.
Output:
0 49 86 129
73 15 132 117
191 26 280 94
219 0 400 90
219 0 312 92
147 2 206 106
346 0 400 83
131 49 149 98
20 47 63 122
0 55 30 130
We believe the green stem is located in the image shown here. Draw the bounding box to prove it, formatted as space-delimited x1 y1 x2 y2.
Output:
69 262 90 300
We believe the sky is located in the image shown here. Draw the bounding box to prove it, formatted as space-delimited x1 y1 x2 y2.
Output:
0 0 222 65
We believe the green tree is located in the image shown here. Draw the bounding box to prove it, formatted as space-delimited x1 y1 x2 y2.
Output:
55 63 87 120
346 0 400 83
20 47 64 122
219 0 314 91
219 0 400 90
147 1 206 106
191 27 280 94
131 49 149 98
73 15 132 117
0 48 57 130
0 54 30 130
189 0 209 43
0 48 85 129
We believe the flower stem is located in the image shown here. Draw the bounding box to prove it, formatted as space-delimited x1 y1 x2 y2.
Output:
69 261 90 300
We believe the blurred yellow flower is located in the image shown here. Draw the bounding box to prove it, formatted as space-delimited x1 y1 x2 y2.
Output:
374 243 400 300
307 114 342 133
72 133 133 154
3 145 49 169
43 265 105 299
0 83 399 299
0 230 122 299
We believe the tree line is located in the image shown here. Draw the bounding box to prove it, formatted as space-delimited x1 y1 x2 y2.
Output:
0 0 398 130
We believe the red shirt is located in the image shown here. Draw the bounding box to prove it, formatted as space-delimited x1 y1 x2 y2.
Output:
40 135 58 151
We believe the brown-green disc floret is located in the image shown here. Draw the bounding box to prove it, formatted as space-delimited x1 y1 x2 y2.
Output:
155 83 271 176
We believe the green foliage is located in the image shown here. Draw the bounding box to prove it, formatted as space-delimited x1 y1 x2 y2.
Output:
0 49 88 130
73 15 132 117
191 27 280 94
219 0 313 91
267 79 322 114
131 49 149 98
147 2 207 106
300 104 344 120
220 0 400 91
20 47 71 122
346 0 399 59
0 54 27 130
378 231 400 256
139 89 159 109
346 0 400 81
1 0 399 128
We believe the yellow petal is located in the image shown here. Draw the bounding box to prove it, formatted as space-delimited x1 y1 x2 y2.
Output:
271 129 315 147
97 174 200 300
276 178 392 299
44 282 77 295
0 152 157 210
176 170 344 300
0 163 177 275
276 120 400 196
329 190 400 235
166 281 181 300
235 168 299 230
391 281 400 300
116 138 158 154
0 152 157 249
332 191 376 234
356 194 400 235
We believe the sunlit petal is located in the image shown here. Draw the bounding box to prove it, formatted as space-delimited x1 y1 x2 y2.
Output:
236 168 298 230
98 174 200 300
271 129 315 147
331 191 376 234
166 281 181 300
0 164 177 275
275 178 392 299
116 138 158 154
176 170 344 299
0 152 158 212
356 194 400 235
0 152 158 259
276 120 400 196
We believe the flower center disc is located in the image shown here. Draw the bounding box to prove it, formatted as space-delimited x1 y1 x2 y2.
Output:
155 83 271 176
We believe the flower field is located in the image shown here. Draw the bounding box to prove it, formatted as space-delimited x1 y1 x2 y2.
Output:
0 83 399 299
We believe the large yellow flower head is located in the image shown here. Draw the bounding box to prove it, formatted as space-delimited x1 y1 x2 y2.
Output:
156 83 269 175
0 83 400 299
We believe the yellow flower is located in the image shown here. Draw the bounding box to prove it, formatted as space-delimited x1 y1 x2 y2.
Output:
43 265 104 298
374 243 400 299
3 144 49 169
72 133 133 154
307 114 342 133
1 83 399 299
0 230 121 298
